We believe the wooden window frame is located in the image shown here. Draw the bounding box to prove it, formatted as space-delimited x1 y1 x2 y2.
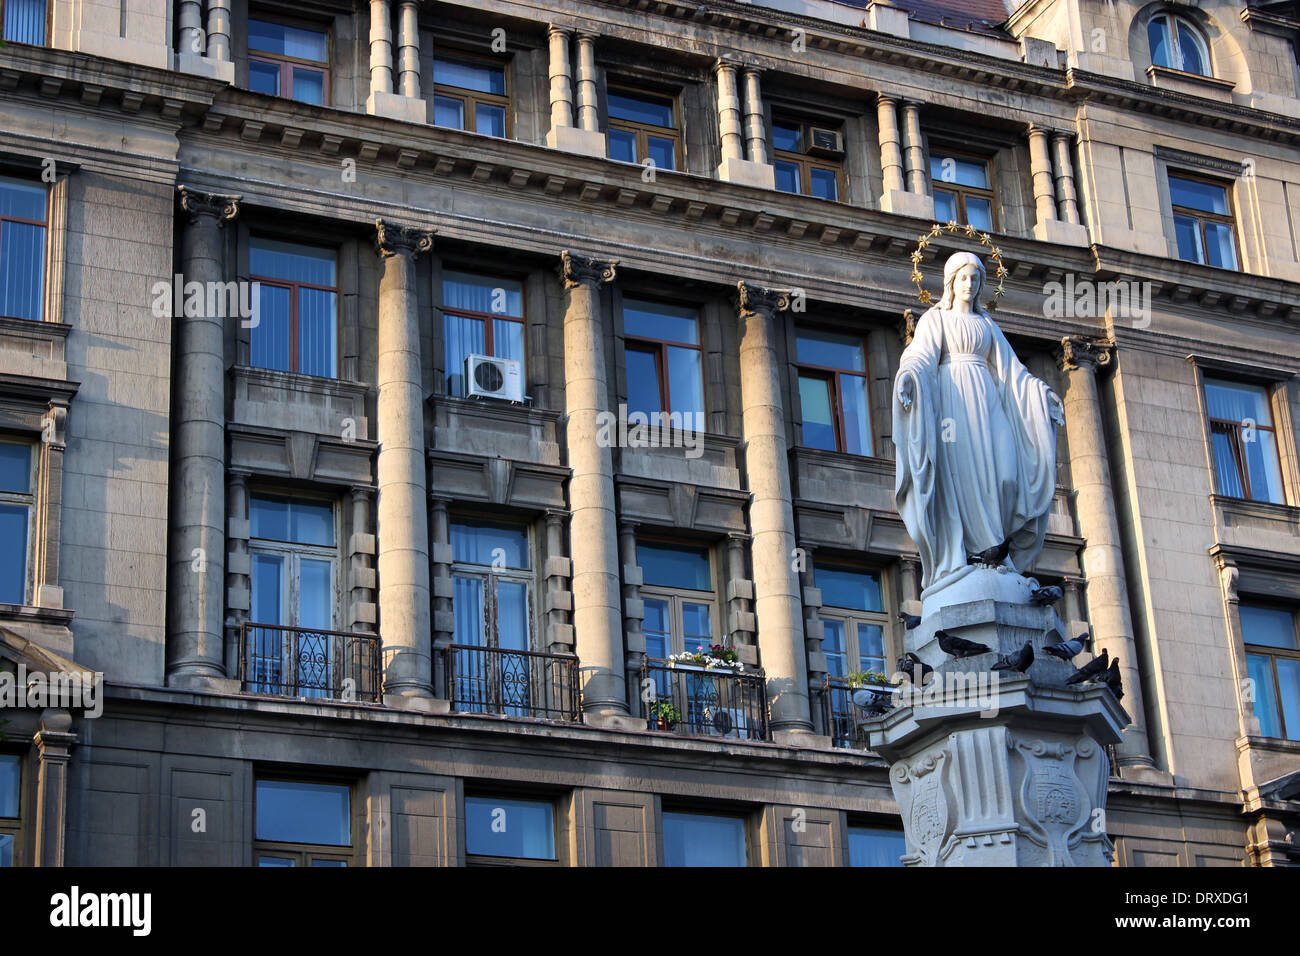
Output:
249 236 340 378
770 117 845 201
247 14 331 105
660 807 752 867
252 776 355 867
247 491 341 628
1169 171 1239 270
606 84 683 172
0 0 49 46
638 538 718 659
795 327 874 456
463 792 561 867
449 516 536 652
1204 379 1283 503
1149 12 1212 77
432 51 512 138
621 297 705 418
929 147 998 231
440 267 527 398
0 751 23 867
1240 603 1300 741
0 175 48 322
0 437 35 607
815 563 891 676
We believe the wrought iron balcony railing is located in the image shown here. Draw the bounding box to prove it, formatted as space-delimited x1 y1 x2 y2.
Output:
640 658 770 741
445 643 581 722
819 676 896 749
239 622 382 703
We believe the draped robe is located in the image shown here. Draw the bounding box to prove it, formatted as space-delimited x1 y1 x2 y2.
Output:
893 306 1058 593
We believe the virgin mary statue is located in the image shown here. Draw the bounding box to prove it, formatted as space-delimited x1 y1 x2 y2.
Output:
894 252 1064 596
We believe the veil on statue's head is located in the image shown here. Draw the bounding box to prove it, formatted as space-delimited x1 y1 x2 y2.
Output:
938 251 987 315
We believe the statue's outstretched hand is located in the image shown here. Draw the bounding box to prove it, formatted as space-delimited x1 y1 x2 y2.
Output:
1048 390 1065 427
896 374 914 411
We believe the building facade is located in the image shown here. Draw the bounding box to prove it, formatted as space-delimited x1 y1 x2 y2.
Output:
0 0 1299 866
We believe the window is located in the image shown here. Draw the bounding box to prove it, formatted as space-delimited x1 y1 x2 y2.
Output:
796 329 873 456
0 441 34 606
0 175 47 321
1204 379 1284 503
248 18 329 105
464 795 557 864
847 823 905 866
0 753 20 867
638 541 715 660
254 779 352 866
1 0 45 45
772 117 843 201
930 150 996 232
662 811 747 866
433 56 509 137
1148 12 1211 77
815 564 888 677
451 519 533 653
247 494 339 697
250 237 338 378
1169 173 1238 270
622 298 704 422
442 270 524 398
607 87 680 171
1240 604 1300 741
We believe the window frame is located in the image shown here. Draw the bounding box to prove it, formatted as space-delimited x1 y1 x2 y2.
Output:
449 516 537 653
463 792 561 867
0 751 23 867
1239 602 1300 741
248 235 340 378
1204 380 1284 504
928 147 999 232
0 173 49 322
846 819 906 867
637 538 718 660
0 0 49 46
620 296 706 420
440 266 527 398
770 116 845 202
794 327 874 457
606 84 683 172
252 776 355 867
247 14 332 105
660 807 752 867
1148 11 1212 77
1168 171 1240 271
814 562 891 677
432 50 512 138
0 438 35 607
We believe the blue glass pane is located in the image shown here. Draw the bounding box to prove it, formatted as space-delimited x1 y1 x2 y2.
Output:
0 176 47 220
1244 431 1285 504
444 313 485 397
646 136 676 172
930 154 987 188
1173 214 1204 264
0 443 31 493
1169 176 1229 215
3 0 45 45
796 329 865 371
451 520 529 569
0 220 46 319
858 624 885 672
0 505 28 604
0 834 11 866
434 95 466 130
774 161 800 194
608 91 674 128
497 579 530 653
681 602 712 645
291 68 325 105
255 780 350 846
666 346 704 418
250 496 289 542
822 619 847 677
623 299 698 345
1148 18 1172 69
1176 22 1207 76
798 376 836 451
816 565 883 612
250 495 333 546
443 271 523 317
251 553 284 626
258 856 295 867
1248 653 1282 738
637 541 710 591
310 859 346 867
841 373 872 456
298 287 337 378
772 122 801 153
848 825 905 866
965 196 993 232
249 60 281 96
626 347 663 417
810 167 838 201
1210 429 1245 498
250 238 336 286
251 284 291 372
466 796 555 859
608 129 637 163
248 20 328 62
434 59 505 95
934 189 957 223
644 598 670 659
0 754 19 818
476 104 506 138
493 319 524 364
1204 221 1237 270
1278 658 1300 740
453 575 485 646
1240 605 1298 650
663 812 746 866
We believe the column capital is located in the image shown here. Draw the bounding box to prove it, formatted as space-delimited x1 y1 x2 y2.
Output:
898 308 919 346
547 23 572 40
375 219 434 259
546 508 571 526
559 250 618 289
1027 121 1056 136
576 30 599 42
1056 335 1113 373
876 91 899 105
349 483 377 500
177 185 241 225
1050 128 1076 143
714 54 741 75
735 280 792 319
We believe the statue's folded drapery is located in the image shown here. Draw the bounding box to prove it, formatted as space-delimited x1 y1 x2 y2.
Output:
894 305 1058 593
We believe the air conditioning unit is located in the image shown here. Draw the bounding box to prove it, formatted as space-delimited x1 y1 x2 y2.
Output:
803 125 844 158
465 354 524 403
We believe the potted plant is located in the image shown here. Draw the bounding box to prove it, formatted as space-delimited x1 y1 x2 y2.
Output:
648 698 682 731
667 645 745 672
845 671 899 716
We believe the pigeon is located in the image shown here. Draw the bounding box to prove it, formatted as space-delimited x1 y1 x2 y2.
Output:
935 629 992 659
852 688 893 715
898 652 934 683
898 611 922 631
968 536 1012 567
991 639 1034 673
1043 636 1088 661
1101 658 1123 701
1065 648 1110 685
1030 585 1063 606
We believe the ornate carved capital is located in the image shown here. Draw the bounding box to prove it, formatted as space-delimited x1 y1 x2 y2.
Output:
735 280 791 318
1214 553 1240 605
559 250 617 289
374 219 434 259
898 308 919 346
177 185 241 225
1056 335 1113 373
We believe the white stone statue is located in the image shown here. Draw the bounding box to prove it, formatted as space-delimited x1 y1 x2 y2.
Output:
894 252 1065 597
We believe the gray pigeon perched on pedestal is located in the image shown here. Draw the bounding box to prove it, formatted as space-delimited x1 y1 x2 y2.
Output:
935 629 992 659
1100 657 1123 701
1043 635 1089 661
1065 648 1109 685
991 640 1034 673
898 611 922 630
1030 585 1063 606
898 652 934 683
968 536 1011 567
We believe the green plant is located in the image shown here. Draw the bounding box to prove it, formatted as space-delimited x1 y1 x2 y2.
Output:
648 698 682 725
845 670 893 688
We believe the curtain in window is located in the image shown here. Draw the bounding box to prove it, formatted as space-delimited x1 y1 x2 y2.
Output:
444 313 485 396
298 287 337 377
0 504 27 603
4 0 45 44
251 285 292 372
453 575 485 646
496 579 530 652
443 272 522 316
0 221 45 319
493 319 524 363
1247 653 1282 738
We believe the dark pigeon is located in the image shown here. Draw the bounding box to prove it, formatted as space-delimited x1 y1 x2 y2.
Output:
1065 648 1110 685
992 640 1034 673
1043 636 1088 661
969 536 1012 567
1101 658 1123 701
898 652 934 683
898 611 922 630
1030 585 1063 606
936 629 992 659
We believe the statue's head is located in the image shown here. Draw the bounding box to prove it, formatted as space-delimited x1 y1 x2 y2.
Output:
939 252 986 312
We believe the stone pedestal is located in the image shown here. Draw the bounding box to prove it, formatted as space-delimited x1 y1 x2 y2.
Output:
866 596 1128 866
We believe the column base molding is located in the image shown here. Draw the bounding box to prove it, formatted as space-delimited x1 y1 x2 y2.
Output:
546 126 607 158
1034 218 1091 247
367 90 426 124
176 52 234 83
717 157 776 190
880 189 934 220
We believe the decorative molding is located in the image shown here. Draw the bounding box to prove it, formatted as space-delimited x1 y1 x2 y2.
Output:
735 280 791 317
1153 145 1248 178
177 184 241 224
374 218 434 258
558 250 618 289
1056 335 1113 373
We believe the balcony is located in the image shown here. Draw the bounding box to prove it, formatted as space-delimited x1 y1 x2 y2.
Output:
819 675 896 749
239 622 381 702
640 658 770 741
444 644 581 722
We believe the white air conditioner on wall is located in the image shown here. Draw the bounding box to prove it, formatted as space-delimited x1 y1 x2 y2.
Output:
465 353 524 403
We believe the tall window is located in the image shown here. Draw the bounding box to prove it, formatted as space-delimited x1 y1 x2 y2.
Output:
847 823 905 866
250 237 338 378
254 779 352 866
464 795 557 865
816 564 888 677
1169 173 1238 270
771 117 843 201
1240 604 1300 741
248 18 329 105
0 175 47 321
796 329 873 456
638 541 714 660
622 298 704 422
0 753 20 867
451 519 533 653
248 494 338 696
1 0 45 45
607 88 680 171
0 441 33 606
433 56 509 137
662 811 748 866
1204 379 1284 504
1148 12 1211 76
930 151 996 232
442 271 524 397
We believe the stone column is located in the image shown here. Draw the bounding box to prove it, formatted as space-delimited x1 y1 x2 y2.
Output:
575 33 599 133
716 64 775 188
559 251 629 723
224 470 250 678
206 0 231 62
396 0 421 98
547 26 574 133
901 101 926 195
798 547 827 735
1057 336 1156 771
179 0 204 56
374 220 435 705
33 401 68 609
1028 124 1057 226
715 58 745 165
741 69 767 165
368 0 394 99
167 187 239 690
348 485 377 633
735 282 813 740
1051 131 1082 225
876 95 906 195
619 520 645 713
33 709 76 867
429 496 453 699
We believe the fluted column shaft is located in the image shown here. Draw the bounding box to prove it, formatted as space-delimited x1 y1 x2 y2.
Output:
876 95 905 195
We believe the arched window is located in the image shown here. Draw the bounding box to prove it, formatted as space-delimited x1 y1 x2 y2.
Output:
1148 12 1211 76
